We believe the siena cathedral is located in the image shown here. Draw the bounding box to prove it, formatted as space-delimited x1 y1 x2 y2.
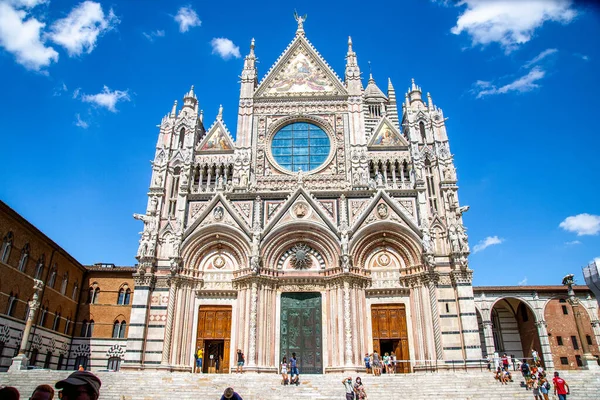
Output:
125 19 480 374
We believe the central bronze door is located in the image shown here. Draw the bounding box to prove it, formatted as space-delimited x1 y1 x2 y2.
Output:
280 292 322 374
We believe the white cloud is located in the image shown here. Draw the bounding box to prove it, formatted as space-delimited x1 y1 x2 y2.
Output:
0 2 58 71
564 240 581 246
524 48 558 68
210 37 241 60
174 6 201 33
81 85 130 112
53 82 68 96
143 29 165 42
48 1 119 57
72 87 80 99
473 235 504 253
474 66 546 98
559 213 600 236
518 277 528 286
74 113 89 129
450 0 577 52
574 53 589 61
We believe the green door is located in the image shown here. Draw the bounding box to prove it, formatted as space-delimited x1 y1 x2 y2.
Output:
280 292 323 374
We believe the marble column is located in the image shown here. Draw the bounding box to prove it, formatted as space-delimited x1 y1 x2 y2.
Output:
247 281 258 367
535 320 555 370
343 280 353 367
481 320 496 358
9 279 43 372
161 274 180 367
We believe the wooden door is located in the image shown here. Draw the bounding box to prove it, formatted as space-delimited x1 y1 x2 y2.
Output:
371 304 410 373
197 306 232 373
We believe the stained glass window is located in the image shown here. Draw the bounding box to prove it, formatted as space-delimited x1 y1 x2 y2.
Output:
271 122 330 172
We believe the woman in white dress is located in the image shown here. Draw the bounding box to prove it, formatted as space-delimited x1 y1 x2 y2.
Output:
281 356 289 385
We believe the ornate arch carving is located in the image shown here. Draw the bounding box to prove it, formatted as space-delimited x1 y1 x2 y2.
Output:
351 223 421 269
182 225 251 272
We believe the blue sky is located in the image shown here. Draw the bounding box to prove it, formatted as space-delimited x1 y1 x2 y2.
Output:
0 0 599 286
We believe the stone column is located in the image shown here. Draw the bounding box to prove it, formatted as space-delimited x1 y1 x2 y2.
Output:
535 320 555 370
343 280 353 367
247 281 258 367
481 320 496 358
9 279 43 372
427 279 444 360
161 272 180 367
565 276 599 370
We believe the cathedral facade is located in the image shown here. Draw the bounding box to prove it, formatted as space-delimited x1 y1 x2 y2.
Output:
124 21 481 373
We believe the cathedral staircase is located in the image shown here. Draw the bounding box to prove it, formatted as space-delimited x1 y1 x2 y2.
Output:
2 370 599 399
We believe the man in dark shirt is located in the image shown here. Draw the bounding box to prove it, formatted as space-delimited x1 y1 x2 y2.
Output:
221 387 243 400
290 352 300 385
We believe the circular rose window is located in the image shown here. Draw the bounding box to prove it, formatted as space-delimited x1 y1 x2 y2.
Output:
270 122 331 172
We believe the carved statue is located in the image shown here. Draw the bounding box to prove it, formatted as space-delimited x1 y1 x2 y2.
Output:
297 169 304 186
153 174 163 187
449 227 460 253
456 225 469 253
422 228 433 253
293 10 307 30
444 165 456 181
149 197 158 214
375 170 383 187
250 256 261 274
134 213 156 237
340 254 351 272
457 205 470 217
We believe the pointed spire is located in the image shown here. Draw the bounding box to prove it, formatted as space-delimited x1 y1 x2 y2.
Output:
200 109 204 123
348 36 353 53
427 92 433 109
171 100 177 117
217 104 223 120
183 85 197 109
250 38 255 56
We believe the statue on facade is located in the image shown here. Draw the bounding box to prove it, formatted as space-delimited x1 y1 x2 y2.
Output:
422 228 433 254
456 224 469 253
449 226 460 253
375 170 384 187
293 10 307 30
250 256 261 274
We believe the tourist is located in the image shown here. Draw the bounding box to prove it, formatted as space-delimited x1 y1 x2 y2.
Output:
532 349 540 365
552 372 569 400
236 349 244 374
354 377 367 400
0 386 20 400
372 351 381 376
55 370 101 400
539 376 551 400
521 360 531 388
503 366 513 382
30 385 54 400
363 353 371 374
342 377 354 400
390 352 397 374
280 356 289 385
290 352 300 385
531 375 543 400
195 346 204 373
220 387 243 400
382 352 390 374
501 353 509 371
77 365 84 372
495 367 507 384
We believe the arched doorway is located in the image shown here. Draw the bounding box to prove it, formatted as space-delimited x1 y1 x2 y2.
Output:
490 298 543 365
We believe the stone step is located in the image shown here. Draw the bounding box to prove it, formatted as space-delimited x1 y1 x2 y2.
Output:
2 371 598 400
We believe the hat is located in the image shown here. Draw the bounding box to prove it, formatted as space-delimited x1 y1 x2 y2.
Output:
55 371 101 395
223 387 234 398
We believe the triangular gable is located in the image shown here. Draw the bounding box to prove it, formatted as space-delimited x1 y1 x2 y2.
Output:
351 190 421 238
255 35 347 98
367 118 408 150
197 120 235 153
262 187 339 238
231 200 253 226
184 193 251 239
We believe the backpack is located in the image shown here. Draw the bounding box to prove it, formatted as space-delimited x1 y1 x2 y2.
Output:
543 381 551 390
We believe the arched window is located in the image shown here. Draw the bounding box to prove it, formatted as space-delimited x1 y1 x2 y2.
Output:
34 256 45 279
1 231 13 263
419 121 427 143
107 356 121 371
48 266 57 288
93 287 99 304
112 321 121 338
168 167 181 217
18 243 29 272
64 317 71 335
24 300 30 321
88 287 99 304
74 355 88 370
39 307 48 327
80 320 88 337
119 321 126 338
6 292 18 317
124 288 131 305
117 289 125 305
425 160 438 212
88 320 94 337
72 281 78 300
179 127 186 149
60 272 68 295
52 311 61 331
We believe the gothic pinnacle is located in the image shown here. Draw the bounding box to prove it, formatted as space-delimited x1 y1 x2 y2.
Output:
171 100 177 117
217 104 223 120
348 36 353 52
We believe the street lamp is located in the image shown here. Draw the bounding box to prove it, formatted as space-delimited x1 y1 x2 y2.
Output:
562 274 599 370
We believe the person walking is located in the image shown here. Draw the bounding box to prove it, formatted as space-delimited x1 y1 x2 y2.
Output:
353 377 367 400
342 377 354 400
531 375 543 400
539 376 551 400
290 352 300 385
55 370 102 400
195 346 204 373
363 353 371 374
501 353 509 371
390 352 397 374
552 372 570 400
280 356 289 385
521 360 531 389
220 387 243 400
372 351 381 376
236 349 244 374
